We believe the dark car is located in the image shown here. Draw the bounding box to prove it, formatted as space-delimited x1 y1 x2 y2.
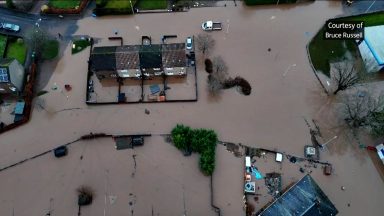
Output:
131 136 144 146
54 146 68 157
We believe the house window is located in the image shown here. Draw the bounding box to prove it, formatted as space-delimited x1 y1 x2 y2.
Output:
0 68 9 82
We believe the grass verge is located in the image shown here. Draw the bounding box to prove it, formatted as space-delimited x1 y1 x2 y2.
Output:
72 38 91 54
0 34 7 57
6 38 27 64
135 0 167 10
42 40 59 60
48 0 81 9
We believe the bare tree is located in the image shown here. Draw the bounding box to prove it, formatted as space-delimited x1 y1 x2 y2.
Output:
207 74 223 95
24 25 50 58
195 33 215 55
342 90 384 128
332 61 361 95
207 56 228 95
212 56 228 81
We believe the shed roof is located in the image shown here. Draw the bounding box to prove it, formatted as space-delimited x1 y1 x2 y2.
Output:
259 175 338 216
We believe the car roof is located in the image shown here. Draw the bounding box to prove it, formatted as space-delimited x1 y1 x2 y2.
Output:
377 144 384 159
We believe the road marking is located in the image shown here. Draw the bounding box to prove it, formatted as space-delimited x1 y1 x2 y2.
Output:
365 1 376 13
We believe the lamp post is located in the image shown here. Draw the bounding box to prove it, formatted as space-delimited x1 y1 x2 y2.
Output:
320 135 338 149
129 0 135 14
283 63 296 77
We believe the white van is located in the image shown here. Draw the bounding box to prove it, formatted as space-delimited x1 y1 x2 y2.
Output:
376 144 384 164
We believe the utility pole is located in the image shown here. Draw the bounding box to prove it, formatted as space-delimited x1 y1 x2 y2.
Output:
129 0 135 14
320 136 338 149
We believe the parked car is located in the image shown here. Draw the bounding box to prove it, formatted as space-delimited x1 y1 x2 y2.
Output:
131 136 144 146
186 37 193 50
88 79 94 92
54 145 68 158
3 23 20 32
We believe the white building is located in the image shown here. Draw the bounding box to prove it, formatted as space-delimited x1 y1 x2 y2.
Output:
358 25 384 73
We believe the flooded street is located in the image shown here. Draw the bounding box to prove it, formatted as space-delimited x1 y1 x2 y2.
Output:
1 1 383 215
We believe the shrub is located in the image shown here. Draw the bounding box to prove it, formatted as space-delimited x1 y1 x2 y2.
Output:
77 186 93 206
237 77 252 95
199 149 215 175
205 58 213 73
6 0 15 9
171 124 192 150
171 125 218 175
223 76 252 96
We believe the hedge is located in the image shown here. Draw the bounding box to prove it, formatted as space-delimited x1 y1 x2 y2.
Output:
171 124 218 175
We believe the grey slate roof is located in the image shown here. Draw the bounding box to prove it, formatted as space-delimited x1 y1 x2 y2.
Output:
259 175 338 216
139 44 162 69
90 43 187 72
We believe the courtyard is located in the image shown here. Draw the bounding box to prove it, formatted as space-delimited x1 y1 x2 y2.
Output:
0 1 383 216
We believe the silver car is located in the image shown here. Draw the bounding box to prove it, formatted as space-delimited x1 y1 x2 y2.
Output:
3 23 20 32
186 37 193 50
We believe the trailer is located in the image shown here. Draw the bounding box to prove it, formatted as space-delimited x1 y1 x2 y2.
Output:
201 21 222 31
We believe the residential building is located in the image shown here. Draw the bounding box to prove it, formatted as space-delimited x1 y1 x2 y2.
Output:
0 58 25 94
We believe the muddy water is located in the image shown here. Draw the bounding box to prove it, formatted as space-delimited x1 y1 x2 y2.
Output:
1 1 383 216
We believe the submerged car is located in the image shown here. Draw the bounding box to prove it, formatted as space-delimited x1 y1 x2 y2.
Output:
3 23 20 32
186 37 193 50
54 145 68 158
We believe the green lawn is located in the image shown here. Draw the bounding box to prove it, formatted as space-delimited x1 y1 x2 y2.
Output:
48 0 81 9
339 11 384 27
42 40 59 60
308 27 358 76
135 0 167 10
308 12 384 77
6 39 27 64
105 0 132 8
0 34 7 57
72 38 91 54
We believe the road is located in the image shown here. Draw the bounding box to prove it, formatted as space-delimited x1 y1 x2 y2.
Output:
343 0 384 15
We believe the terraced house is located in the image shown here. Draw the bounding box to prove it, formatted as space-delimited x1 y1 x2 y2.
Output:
90 43 187 80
